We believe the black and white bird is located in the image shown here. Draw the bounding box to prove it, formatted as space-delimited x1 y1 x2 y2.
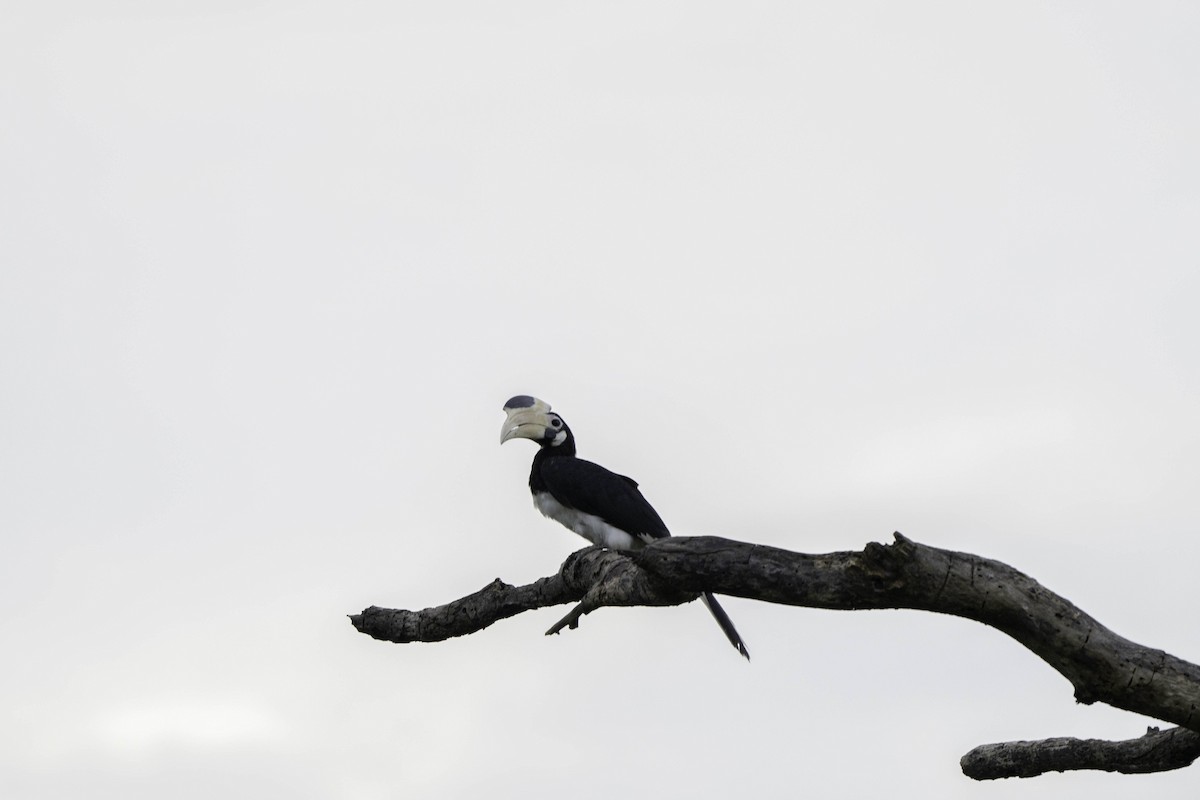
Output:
500 395 750 660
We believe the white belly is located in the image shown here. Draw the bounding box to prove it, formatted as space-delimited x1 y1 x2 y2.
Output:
533 492 642 550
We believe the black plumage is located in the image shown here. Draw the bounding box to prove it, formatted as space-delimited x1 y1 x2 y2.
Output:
531 431 669 543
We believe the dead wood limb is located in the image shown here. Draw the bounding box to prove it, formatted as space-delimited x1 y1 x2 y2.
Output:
961 726 1200 778
350 545 691 643
350 533 1200 779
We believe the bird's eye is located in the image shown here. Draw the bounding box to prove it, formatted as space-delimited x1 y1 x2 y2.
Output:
551 418 562 428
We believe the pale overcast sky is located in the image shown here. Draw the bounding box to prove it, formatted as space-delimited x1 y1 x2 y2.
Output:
2 3 1199 799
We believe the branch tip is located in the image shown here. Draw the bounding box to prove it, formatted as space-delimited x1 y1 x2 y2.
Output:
962 727 1200 780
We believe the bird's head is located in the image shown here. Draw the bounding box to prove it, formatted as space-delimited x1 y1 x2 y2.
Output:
500 395 573 450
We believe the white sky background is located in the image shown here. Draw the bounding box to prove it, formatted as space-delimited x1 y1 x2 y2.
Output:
2 2 1199 798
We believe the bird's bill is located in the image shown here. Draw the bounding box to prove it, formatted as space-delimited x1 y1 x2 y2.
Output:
500 396 554 444
500 408 553 444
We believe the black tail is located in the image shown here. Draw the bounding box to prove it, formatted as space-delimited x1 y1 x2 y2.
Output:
700 591 750 660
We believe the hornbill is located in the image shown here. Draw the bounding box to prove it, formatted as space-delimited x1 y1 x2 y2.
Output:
500 395 750 660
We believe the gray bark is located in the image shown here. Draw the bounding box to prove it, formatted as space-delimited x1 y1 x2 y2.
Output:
350 533 1200 780
961 727 1200 778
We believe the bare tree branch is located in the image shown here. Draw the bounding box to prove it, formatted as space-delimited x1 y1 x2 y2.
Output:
961 727 1200 779
350 545 691 643
350 533 1200 779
